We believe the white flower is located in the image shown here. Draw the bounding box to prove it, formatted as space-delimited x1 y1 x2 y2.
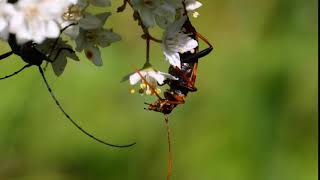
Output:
124 65 177 95
8 0 75 44
185 0 202 11
185 0 202 18
75 12 121 66
0 0 14 40
61 4 104 39
162 16 198 69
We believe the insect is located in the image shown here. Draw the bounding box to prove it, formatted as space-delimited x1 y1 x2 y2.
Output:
0 30 136 148
142 17 213 115
135 16 213 180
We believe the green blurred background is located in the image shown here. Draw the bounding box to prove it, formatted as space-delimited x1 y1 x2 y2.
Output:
0 0 318 180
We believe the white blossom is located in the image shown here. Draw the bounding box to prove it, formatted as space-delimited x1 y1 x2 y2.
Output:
185 0 202 18
61 4 104 39
0 0 14 40
162 16 198 69
124 65 177 95
75 12 121 66
8 0 76 44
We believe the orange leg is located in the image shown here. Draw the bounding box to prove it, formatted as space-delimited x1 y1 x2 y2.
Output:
196 32 213 48
188 62 198 88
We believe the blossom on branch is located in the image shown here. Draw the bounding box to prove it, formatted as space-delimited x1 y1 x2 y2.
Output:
61 4 103 39
75 12 121 66
0 0 14 40
7 0 76 44
123 65 178 96
185 0 202 18
162 16 198 69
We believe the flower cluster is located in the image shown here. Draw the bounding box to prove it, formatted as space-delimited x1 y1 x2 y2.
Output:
1 0 204 93
0 0 76 43
0 0 122 75
123 0 203 95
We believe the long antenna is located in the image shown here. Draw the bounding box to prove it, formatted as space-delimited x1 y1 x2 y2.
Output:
0 64 31 80
38 66 136 148
164 115 173 180
0 51 13 61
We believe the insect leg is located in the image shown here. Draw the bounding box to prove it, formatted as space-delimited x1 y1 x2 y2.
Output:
48 23 77 58
52 48 75 62
43 23 78 69
43 47 75 63
0 51 13 61
38 66 136 148
189 62 198 88
117 0 128 12
0 64 31 80
164 100 185 105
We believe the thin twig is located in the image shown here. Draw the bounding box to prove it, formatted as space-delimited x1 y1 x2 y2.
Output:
146 36 150 64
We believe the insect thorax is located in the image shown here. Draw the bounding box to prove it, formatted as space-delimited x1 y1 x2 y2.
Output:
8 34 46 66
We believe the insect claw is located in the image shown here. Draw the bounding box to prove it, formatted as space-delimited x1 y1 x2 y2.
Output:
144 107 151 111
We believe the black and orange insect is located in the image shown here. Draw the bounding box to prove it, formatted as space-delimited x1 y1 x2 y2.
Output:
144 19 213 115
0 31 136 148
135 16 213 180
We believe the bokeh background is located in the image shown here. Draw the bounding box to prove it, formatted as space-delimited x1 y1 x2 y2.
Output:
0 0 318 180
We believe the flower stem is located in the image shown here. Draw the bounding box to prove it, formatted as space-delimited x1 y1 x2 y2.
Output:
146 36 150 64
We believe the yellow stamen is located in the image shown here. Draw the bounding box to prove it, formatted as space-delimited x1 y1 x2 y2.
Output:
156 88 162 94
140 83 147 89
146 89 152 95
129 88 136 94
193 12 200 18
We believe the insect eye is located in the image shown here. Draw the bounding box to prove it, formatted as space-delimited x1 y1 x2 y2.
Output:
31 42 37 48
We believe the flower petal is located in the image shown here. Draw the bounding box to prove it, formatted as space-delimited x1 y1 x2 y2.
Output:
148 71 166 84
85 46 103 66
182 38 198 53
97 30 121 47
163 50 181 69
129 71 147 85
52 54 67 76
139 8 155 27
186 0 202 11
79 13 102 30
